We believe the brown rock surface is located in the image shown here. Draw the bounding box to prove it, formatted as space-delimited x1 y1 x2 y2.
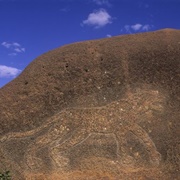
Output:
0 29 179 179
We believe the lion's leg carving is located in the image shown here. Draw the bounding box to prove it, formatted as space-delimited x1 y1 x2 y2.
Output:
115 129 134 166
25 133 53 170
128 123 161 167
49 128 89 169
25 124 69 170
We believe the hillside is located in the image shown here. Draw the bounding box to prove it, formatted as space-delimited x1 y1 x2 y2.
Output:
0 29 179 179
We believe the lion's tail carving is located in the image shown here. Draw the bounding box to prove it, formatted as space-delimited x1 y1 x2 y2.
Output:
0 110 65 143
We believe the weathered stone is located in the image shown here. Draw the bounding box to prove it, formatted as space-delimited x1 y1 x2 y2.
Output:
0 29 179 179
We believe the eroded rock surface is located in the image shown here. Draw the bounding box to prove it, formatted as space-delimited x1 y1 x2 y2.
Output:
0 29 179 179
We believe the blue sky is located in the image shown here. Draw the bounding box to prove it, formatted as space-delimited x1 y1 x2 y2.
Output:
0 0 180 88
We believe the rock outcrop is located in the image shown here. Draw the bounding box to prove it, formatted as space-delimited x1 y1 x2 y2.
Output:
0 29 179 179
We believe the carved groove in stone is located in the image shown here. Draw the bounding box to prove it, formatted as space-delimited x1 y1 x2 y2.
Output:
0 90 164 171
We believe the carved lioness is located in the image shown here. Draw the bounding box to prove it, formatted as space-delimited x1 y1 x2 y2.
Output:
0 88 166 170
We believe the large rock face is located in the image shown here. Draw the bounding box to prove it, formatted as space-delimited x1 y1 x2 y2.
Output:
0 29 179 179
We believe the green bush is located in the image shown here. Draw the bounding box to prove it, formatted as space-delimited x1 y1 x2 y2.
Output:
0 171 11 180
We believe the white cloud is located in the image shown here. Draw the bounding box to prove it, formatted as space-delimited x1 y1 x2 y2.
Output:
1 42 11 48
93 0 111 6
124 25 131 33
106 34 112 37
123 23 153 33
0 65 21 78
131 24 143 31
82 9 112 28
1 41 25 54
14 47 25 53
13 42 21 47
14 48 22 53
142 24 151 31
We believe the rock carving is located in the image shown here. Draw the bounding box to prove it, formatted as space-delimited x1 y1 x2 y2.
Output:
0 89 164 171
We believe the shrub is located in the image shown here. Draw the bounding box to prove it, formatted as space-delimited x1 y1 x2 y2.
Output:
0 171 11 180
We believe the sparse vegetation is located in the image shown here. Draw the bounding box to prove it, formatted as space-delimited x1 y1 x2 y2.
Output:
0 171 11 180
